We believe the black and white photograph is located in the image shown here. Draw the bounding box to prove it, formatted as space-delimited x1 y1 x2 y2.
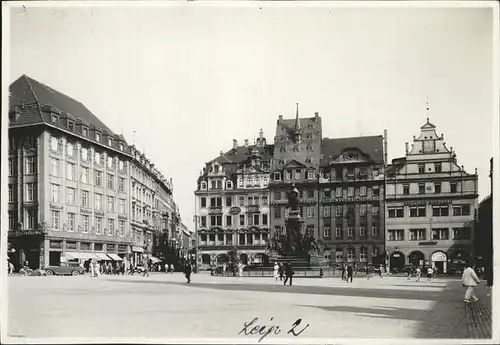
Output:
2 1 498 344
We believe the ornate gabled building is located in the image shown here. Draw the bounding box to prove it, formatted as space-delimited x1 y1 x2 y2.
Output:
318 135 386 268
385 119 479 274
194 130 274 270
268 107 323 241
7 75 133 269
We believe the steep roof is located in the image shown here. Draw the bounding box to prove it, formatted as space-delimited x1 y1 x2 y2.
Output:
320 135 384 166
209 144 275 165
9 75 116 136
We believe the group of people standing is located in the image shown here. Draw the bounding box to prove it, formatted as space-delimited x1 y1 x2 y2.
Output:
86 260 125 277
406 266 435 282
273 262 295 286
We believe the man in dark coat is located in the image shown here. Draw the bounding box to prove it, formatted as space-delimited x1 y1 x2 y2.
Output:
341 264 346 281
284 263 294 286
278 263 284 281
184 264 192 283
346 264 353 283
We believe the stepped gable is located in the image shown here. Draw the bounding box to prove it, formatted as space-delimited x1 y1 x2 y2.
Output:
9 75 118 138
320 135 384 166
271 112 322 172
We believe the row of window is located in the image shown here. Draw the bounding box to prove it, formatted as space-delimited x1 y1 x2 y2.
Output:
199 233 268 246
273 205 380 219
387 204 471 218
200 214 269 227
50 116 125 152
397 182 458 195
49 137 127 168
387 227 471 241
200 195 269 208
273 187 380 201
272 225 381 238
50 186 127 213
327 247 377 262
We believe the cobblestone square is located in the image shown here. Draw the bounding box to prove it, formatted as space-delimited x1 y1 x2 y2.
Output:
6 273 492 342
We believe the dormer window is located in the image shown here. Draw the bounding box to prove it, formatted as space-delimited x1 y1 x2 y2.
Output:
308 170 315 180
82 127 88 137
96 132 101 142
200 181 207 190
108 138 113 147
119 143 124 151
226 181 233 189
273 172 281 181
68 121 74 131
51 115 59 124
214 165 220 174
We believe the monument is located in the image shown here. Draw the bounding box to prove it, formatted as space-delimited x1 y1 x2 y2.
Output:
267 184 321 266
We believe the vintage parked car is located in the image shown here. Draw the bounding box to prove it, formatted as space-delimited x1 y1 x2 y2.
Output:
45 264 86 276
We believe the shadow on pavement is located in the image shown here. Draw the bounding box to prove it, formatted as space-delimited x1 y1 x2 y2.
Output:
111 278 448 301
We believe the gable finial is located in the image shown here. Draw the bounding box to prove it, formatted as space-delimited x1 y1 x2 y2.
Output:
425 97 430 123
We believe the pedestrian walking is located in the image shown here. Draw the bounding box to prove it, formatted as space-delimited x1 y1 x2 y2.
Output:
274 262 279 281
346 264 353 283
415 267 421 282
283 263 294 286
164 263 168 273
426 266 433 282
341 265 346 281
8 261 14 275
95 261 101 277
407 266 413 280
143 261 150 277
378 265 384 278
169 264 174 274
184 263 192 283
365 264 370 280
238 262 243 279
462 262 481 303
278 263 284 281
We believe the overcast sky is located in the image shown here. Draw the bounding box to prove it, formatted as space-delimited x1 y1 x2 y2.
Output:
8 3 496 230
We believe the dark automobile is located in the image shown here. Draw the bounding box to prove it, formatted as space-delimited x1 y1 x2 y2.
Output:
45 263 85 276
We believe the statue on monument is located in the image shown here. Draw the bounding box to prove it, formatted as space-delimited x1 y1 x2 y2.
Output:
288 184 300 213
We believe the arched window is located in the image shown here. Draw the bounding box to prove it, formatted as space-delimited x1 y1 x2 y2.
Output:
226 181 233 189
214 165 220 173
200 181 207 190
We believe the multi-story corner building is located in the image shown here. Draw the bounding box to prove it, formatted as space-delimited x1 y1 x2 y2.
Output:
194 130 274 270
385 119 479 274
268 109 323 243
129 146 175 266
318 135 386 268
7 75 133 269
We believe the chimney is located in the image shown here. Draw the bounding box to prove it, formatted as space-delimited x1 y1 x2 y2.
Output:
259 129 263 139
405 142 409 155
315 112 319 117
244 139 249 147
278 115 283 123
383 129 388 166
233 139 238 149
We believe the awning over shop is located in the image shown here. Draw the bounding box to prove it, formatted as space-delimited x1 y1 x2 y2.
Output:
95 253 111 261
150 256 162 263
80 253 100 260
107 253 123 261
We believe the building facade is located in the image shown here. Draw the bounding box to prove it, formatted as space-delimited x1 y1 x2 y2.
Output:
129 146 176 266
385 119 479 273
268 110 323 245
318 135 386 268
194 131 273 270
8 75 133 269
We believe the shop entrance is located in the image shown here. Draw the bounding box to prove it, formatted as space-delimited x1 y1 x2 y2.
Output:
431 251 447 274
389 251 405 272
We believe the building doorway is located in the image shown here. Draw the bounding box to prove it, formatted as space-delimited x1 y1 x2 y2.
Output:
240 253 248 265
408 251 425 268
431 251 447 274
389 251 405 272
